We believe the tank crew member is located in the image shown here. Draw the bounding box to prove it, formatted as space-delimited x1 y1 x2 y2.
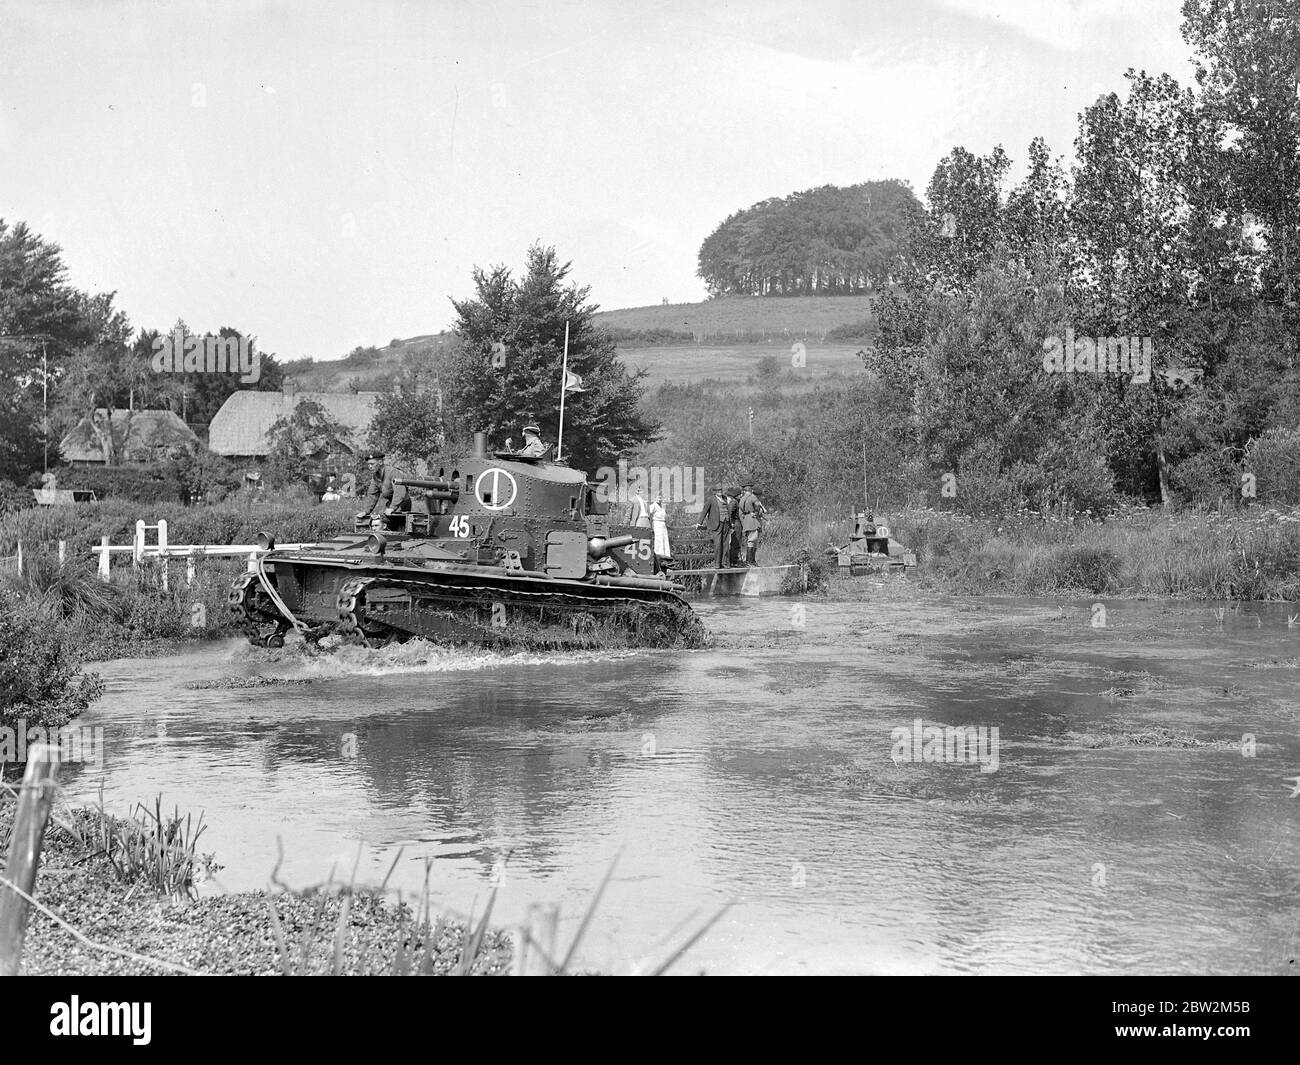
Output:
357 451 396 524
697 485 732 570
518 425 547 458
739 482 768 565
648 494 673 574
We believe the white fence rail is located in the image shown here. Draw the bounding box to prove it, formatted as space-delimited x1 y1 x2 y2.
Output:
87 520 311 587
4 519 310 588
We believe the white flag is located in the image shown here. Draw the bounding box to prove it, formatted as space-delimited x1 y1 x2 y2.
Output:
564 370 586 393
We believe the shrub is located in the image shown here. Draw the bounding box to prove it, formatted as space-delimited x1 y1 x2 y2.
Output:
51 463 185 505
1244 428 1300 504
0 589 104 731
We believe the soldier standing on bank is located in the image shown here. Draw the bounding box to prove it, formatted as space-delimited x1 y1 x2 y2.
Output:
738 482 768 565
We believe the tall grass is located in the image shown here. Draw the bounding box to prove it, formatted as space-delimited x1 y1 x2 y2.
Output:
63 790 221 901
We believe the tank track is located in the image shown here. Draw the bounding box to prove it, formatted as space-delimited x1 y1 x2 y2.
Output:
334 574 706 650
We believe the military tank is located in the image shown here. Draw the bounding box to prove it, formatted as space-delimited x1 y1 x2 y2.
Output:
229 433 707 651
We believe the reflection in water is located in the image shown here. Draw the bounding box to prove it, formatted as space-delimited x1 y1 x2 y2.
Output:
64 594 1300 974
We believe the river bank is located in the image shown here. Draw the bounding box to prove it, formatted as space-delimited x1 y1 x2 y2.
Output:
0 798 513 975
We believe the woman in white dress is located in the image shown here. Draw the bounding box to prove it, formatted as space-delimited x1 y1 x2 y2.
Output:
648 495 672 574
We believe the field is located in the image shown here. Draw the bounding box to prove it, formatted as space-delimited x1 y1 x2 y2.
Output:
621 343 866 384
280 295 880 391
592 294 878 337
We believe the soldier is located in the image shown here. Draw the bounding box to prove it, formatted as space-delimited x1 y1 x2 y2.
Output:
738 482 768 565
697 485 731 570
357 451 397 525
518 425 547 458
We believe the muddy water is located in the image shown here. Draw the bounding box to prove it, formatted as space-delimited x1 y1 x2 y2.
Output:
62 590 1300 975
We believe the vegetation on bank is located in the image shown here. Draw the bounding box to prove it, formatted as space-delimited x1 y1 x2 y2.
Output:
781 503 1300 601
0 796 512 976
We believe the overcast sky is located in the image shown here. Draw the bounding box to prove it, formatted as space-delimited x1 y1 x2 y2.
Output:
0 0 1195 359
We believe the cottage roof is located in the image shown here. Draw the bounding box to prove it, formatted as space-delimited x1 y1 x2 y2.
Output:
59 409 199 463
208 391 379 457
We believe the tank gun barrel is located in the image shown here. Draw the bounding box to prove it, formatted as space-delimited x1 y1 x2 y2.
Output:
393 477 461 501
587 534 637 559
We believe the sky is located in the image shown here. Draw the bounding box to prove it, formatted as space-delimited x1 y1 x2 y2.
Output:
0 0 1196 360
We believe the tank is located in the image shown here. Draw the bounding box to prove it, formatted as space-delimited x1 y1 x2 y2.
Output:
229 434 707 651
827 508 917 576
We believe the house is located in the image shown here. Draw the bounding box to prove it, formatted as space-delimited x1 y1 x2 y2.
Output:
207 386 379 462
59 409 199 465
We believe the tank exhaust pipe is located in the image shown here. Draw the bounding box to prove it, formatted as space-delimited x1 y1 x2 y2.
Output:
472 431 487 458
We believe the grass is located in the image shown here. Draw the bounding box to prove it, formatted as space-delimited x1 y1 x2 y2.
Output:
60 790 221 901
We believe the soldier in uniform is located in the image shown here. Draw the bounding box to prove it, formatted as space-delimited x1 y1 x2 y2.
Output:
697 485 732 570
738 482 768 565
357 451 398 526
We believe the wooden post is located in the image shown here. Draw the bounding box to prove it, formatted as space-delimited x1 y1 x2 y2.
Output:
186 550 197 588
98 535 111 582
158 519 169 591
57 540 66 566
516 902 559 976
133 519 146 568
0 744 60 976
14 541 22 576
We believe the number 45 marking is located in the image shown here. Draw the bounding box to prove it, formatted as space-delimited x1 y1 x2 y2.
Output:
632 539 652 561
449 515 472 538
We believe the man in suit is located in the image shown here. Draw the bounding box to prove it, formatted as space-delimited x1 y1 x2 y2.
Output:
697 485 731 569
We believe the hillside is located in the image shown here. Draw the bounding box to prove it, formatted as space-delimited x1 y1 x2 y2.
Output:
283 294 876 391
592 294 877 339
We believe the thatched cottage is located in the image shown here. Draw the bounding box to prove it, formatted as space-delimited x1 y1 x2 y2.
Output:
208 388 380 461
60 409 199 465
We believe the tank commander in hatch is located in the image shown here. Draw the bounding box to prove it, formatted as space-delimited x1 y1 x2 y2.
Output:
518 424 547 458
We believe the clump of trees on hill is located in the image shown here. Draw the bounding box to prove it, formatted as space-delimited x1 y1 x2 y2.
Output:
697 180 920 297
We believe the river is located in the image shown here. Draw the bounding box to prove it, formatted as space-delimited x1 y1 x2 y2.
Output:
61 588 1300 974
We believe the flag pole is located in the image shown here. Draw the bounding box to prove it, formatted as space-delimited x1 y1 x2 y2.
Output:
556 320 570 462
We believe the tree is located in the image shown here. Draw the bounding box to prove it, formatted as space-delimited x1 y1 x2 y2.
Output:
368 360 446 465
696 181 922 296
0 220 91 480
446 244 659 472
265 398 355 488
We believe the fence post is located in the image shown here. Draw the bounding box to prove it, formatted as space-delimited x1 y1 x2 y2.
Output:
14 541 22 577
157 519 169 591
247 550 258 573
57 540 66 566
186 550 197 588
515 902 560 976
133 519 145 569
98 536 111 582
0 744 61 976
